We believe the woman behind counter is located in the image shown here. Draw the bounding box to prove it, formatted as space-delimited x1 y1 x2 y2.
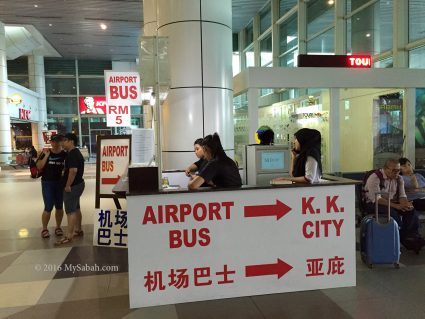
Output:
185 138 207 178
188 133 242 190
272 128 322 184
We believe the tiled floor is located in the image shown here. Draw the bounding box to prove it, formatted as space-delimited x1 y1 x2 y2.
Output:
1 165 425 319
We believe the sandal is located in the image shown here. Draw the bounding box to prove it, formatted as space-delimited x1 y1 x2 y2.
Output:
55 227 63 237
73 230 84 237
54 237 72 246
41 229 50 239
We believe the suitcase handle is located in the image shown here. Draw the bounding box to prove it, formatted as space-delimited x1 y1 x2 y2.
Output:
375 192 391 224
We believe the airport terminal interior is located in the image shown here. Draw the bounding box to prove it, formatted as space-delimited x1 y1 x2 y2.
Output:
2 0 425 318
1 167 425 318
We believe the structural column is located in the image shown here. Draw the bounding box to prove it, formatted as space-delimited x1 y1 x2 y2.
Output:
0 22 12 164
28 55 47 149
146 0 234 170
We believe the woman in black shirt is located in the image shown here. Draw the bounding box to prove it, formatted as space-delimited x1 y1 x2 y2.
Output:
188 133 241 190
185 138 207 178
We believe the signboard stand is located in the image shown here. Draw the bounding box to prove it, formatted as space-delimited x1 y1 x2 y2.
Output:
95 135 131 209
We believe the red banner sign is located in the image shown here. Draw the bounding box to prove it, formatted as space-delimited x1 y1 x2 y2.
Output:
79 96 107 115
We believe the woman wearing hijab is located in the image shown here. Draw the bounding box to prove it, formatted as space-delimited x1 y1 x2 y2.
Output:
272 128 322 184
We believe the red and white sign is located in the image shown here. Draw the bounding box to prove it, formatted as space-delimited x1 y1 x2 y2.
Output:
42 130 58 145
19 108 31 120
104 71 141 127
79 96 107 115
347 55 372 68
98 137 131 195
127 185 356 308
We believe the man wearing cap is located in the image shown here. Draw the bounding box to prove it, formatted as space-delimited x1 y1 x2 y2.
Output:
56 133 85 245
36 134 67 239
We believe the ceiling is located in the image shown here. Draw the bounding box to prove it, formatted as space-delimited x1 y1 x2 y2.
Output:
0 0 269 61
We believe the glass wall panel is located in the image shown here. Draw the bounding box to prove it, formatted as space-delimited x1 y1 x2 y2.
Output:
415 88 425 168
47 117 79 135
46 97 78 115
45 59 76 75
307 0 335 38
347 0 374 13
80 117 89 135
279 13 298 54
260 33 273 66
374 57 393 68
78 60 112 75
346 0 392 55
409 46 425 68
409 0 425 42
260 3 272 34
245 22 254 48
233 52 241 76
7 57 28 75
8 76 29 89
279 0 297 17
307 28 335 53
279 49 298 67
245 46 255 68
131 116 144 128
45 78 77 95
339 88 404 171
131 105 143 115
258 89 330 172
233 94 249 167
79 78 106 95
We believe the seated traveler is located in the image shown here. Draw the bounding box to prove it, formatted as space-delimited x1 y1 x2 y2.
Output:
188 133 242 190
399 157 425 211
185 138 207 178
272 128 322 184
365 158 425 251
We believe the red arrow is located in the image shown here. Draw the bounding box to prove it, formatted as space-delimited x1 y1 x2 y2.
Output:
245 259 293 279
101 175 120 185
244 200 291 220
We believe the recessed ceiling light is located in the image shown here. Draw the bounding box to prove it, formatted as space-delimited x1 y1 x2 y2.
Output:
100 23 107 30
34 4 38 7
328 0 334 5
366 33 371 38
49 23 53 27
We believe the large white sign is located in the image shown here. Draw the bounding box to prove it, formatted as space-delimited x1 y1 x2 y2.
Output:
98 137 131 195
127 185 356 308
104 71 141 127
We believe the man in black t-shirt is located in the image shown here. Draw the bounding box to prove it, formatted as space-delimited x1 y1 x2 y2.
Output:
55 133 85 246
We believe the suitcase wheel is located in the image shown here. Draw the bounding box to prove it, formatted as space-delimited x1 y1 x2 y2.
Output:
394 263 400 269
367 263 373 269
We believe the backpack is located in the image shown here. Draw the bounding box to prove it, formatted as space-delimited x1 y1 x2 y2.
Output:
359 169 400 214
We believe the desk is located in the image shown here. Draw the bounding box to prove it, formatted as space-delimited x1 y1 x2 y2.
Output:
125 176 358 308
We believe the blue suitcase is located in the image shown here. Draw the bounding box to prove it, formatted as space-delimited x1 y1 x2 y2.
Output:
360 193 400 268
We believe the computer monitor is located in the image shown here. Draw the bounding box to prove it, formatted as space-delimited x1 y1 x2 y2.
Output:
244 144 290 186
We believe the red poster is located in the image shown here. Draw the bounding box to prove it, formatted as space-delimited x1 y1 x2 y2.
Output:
79 96 107 115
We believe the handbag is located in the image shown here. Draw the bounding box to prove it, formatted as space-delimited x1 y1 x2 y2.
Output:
29 153 45 179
